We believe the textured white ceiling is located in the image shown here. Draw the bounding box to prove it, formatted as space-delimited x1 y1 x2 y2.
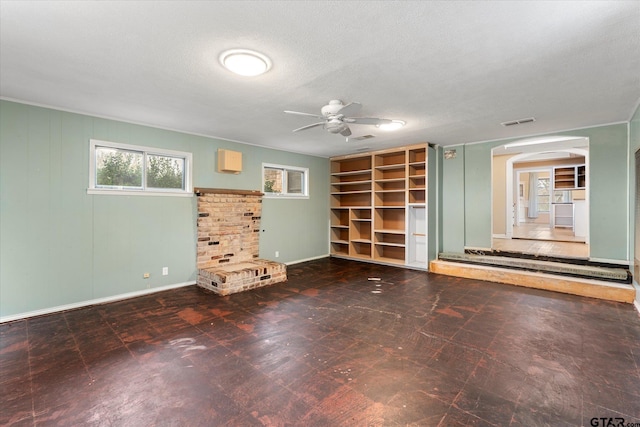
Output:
1 1 639 157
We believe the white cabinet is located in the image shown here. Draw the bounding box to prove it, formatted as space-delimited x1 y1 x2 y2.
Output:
408 206 426 268
573 200 587 238
552 203 574 229
553 165 586 190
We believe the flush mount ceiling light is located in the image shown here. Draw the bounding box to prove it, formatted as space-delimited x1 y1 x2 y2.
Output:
377 120 405 131
219 49 272 76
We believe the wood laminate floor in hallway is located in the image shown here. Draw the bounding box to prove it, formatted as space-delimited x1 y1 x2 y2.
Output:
2 258 640 426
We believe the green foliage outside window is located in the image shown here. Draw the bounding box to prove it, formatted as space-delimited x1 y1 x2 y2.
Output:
96 150 142 187
96 148 184 190
264 180 276 193
147 155 184 189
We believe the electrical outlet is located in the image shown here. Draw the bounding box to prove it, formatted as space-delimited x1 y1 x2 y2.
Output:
275 251 279 258
143 273 150 279
162 267 168 276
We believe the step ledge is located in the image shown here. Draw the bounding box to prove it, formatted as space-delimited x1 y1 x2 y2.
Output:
430 260 635 304
439 252 629 282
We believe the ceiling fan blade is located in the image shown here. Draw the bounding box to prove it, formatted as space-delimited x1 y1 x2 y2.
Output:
336 102 362 117
284 110 324 119
343 117 392 126
340 126 352 137
292 122 325 132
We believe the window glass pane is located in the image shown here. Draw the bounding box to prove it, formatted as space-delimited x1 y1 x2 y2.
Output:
537 178 550 212
287 170 303 194
264 168 283 193
147 154 184 189
95 147 143 188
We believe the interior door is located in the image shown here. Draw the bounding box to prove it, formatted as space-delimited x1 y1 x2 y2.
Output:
408 206 426 267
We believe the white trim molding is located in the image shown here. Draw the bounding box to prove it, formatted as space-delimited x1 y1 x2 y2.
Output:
285 254 329 265
0 281 195 324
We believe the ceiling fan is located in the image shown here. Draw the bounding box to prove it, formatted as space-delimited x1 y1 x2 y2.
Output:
284 100 394 137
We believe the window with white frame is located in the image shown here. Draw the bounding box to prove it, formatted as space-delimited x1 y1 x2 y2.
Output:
88 139 192 196
262 163 309 198
537 177 550 212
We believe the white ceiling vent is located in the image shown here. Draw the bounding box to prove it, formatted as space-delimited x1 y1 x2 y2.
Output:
501 117 536 127
351 135 376 141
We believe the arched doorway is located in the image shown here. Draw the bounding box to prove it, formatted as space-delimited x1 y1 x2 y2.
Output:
491 136 589 258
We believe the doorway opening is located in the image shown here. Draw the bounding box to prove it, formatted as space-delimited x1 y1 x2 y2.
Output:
491 136 589 259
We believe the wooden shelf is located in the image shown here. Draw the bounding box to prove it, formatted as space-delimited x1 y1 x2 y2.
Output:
374 229 405 234
375 163 405 170
331 241 349 256
373 245 405 263
331 169 372 177
375 231 405 247
350 241 372 258
375 178 405 192
332 180 372 185
375 242 405 247
351 208 372 220
329 144 427 265
331 227 349 242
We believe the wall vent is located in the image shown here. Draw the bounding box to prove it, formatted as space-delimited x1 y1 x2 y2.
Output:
501 117 536 127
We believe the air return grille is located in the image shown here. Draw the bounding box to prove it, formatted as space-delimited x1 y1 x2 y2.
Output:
501 117 536 127
351 135 375 141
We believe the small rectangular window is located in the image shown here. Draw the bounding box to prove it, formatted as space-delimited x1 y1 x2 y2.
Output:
89 139 192 196
262 163 309 198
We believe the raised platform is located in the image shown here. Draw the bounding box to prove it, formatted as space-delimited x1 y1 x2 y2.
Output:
439 252 630 283
197 260 287 296
430 254 635 303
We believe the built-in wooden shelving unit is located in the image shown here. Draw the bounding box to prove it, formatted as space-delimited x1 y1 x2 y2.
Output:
553 165 586 190
330 144 428 268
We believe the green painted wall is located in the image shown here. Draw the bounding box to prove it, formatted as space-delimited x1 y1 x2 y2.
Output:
440 145 465 253
0 100 329 318
442 123 630 261
630 101 640 303
427 145 438 262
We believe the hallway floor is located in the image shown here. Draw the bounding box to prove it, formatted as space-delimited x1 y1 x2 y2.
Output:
492 237 589 259
512 222 586 243
2 258 639 426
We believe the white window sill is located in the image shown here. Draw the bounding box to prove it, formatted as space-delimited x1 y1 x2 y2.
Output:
263 194 309 200
87 188 193 197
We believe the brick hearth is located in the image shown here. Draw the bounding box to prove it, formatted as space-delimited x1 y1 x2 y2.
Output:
195 188 286 295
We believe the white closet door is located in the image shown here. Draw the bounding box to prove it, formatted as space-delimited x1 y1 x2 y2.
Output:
408 206 426 267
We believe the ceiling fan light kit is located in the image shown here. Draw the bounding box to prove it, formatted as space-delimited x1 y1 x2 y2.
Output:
377 120 406 131
219 49 272 76
284 100 404 139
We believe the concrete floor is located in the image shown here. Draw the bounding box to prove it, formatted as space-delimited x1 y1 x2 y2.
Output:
1 258 639 426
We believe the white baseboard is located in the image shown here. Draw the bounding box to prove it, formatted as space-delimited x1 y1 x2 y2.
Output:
588 257 630 266
0 281 195 324
492 234 508 239
286 253 329 265
634 299 640 316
